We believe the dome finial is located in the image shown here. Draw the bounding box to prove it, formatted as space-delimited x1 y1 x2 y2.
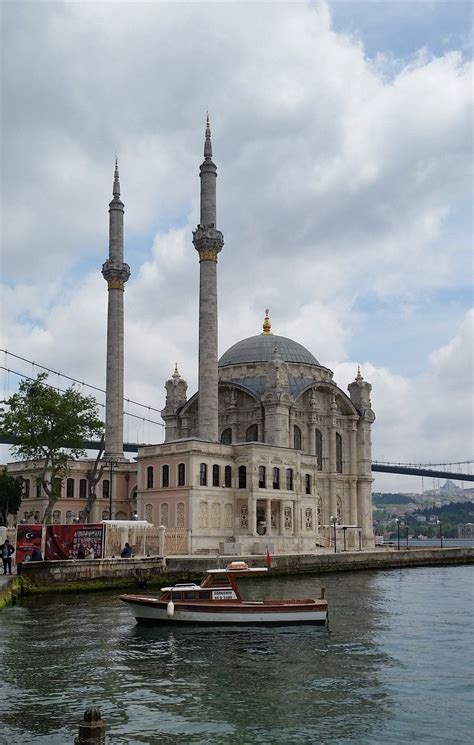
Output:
261 308 272 335
356 365 363 381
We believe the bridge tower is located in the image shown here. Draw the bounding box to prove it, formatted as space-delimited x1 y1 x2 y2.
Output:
102 159 130 460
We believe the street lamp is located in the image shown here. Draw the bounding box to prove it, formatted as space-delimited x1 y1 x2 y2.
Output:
406 524 409 549
395 518 400 551
330 515 337 554
437 519 443 548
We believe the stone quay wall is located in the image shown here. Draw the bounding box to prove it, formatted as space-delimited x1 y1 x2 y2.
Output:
16 546 474 594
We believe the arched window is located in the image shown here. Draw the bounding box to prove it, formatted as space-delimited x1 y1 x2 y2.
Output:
102 479 110 499
102 509 109 520
246 424 258 442
272 467 280 490
66 478 75 498
36 480 41 498
315 429 323 471
160 503 169 527
336 433 343 473
238 466 247 489
212 464 220 487
177 502 185 528
161 465 170 488
79 479 87 499
145 504 153 523
177 463 186 486
286 468 294 491
220 428 232 445
200 463 207 486
305 474 312 494
147 466 154 489
24 478 30 498
258 466 266 488
336 495 343 522
224 465 232 488
53 510 61 524
294 425 302 450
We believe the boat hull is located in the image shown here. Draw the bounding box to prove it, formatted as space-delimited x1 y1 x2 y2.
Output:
121 596 328 626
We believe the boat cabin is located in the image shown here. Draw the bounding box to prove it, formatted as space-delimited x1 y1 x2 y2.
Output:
159 562 268 603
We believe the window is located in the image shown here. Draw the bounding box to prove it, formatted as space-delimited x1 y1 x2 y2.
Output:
147 466 154 489
258 466 266 489
160 503 169 527
177 463 186 486
54 478 62 497
246 424 258 442
79 478 87 499
336 433 343 473
53 510 61 524
212 464 220 487
305 474 312 495
36 480 41 498
102 509 109 520
177 502 185 528
272 467 280 490
102 479 110 499
238 465 247 489
66 478 75 498
220 428 232 444
224 465 232 488
24 478 30 498
294 425 302 450
315 429 323 471
162 465 170 488
286 468 294 491
200 463 207 486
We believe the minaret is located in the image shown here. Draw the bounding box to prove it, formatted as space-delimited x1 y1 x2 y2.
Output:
192 117 224 441
102 159 131 460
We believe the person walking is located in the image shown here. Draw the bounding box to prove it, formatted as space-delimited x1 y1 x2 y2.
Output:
1 538 15 575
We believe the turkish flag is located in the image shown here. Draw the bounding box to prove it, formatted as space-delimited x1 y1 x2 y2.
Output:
266 548 272 568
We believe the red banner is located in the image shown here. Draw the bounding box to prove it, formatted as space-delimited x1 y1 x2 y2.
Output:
45 524 104 560
16 524 43 564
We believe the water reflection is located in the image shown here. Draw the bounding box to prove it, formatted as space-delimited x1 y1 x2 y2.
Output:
0 571 401 743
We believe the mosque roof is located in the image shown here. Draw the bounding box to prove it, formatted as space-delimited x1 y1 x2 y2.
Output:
219 334 319 367
218 311 320 368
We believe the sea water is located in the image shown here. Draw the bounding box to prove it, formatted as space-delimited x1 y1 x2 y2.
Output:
0 565 472 744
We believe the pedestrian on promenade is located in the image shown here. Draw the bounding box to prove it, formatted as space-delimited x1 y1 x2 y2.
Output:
120 542 132 558
1 538 15 575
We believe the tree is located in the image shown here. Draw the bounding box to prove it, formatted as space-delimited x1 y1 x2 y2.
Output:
0 471 23 525
0 373 104 523
83 435 106 523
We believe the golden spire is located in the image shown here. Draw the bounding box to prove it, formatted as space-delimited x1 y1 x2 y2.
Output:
261 308 272 335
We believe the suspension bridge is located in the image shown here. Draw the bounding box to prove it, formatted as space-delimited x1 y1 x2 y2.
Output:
1 349 472 485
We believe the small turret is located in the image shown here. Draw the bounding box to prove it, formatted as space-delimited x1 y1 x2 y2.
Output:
161 364 188 442
348 366 373 416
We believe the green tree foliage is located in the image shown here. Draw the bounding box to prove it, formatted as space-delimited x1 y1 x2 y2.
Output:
373 493 413 506
0 471 23 525
0 373 104 523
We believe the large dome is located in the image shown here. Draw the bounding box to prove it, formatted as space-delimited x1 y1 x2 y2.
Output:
219 334 320 367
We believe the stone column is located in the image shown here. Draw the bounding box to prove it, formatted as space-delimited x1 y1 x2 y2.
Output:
102 161 130 461
249 494 257 535
266 499 272 536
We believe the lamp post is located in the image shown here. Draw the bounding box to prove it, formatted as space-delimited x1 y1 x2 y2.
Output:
406 524 409 549
330 515 337 554
437 519 443 548
342 525 347 552
396 518 400 551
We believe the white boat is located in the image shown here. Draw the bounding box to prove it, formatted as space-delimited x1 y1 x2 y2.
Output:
121 562 328 626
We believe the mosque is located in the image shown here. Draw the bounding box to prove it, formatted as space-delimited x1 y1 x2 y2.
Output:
10 120 376 553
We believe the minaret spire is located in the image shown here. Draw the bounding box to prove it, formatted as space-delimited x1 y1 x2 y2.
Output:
193 116 224 441
102 159 131 463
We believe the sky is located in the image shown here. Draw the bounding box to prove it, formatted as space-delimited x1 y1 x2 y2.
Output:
1 0 473 493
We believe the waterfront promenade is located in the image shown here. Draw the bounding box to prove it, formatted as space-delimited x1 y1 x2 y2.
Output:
3 545 471 599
